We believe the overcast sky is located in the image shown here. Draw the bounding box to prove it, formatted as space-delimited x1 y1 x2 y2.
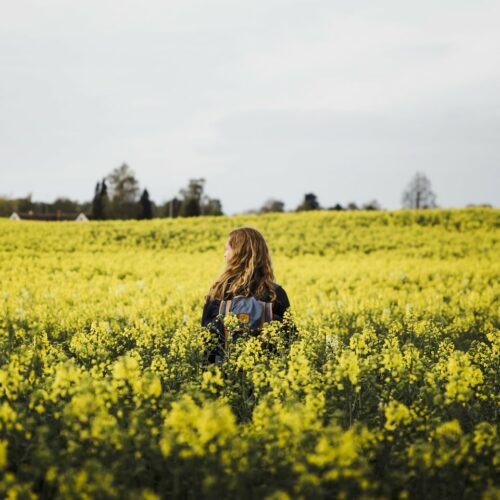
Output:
1 0 499 214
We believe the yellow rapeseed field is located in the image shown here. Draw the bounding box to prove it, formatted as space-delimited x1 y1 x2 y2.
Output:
0 208 498 499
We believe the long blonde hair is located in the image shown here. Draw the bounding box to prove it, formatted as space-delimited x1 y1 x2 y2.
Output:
207 227 276 301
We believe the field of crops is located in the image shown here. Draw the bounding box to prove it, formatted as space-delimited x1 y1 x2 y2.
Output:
0 208 498 499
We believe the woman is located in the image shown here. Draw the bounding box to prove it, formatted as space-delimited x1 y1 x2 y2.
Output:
201 226 292 363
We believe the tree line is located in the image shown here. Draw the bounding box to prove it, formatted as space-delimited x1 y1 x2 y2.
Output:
0 167 489 219
0 164 223 220
89 164 223 220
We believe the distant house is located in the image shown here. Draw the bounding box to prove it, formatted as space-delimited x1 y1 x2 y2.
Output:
9 210 89 222
75 213 89 222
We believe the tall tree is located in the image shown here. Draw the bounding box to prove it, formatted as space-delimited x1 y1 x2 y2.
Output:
107 163 140 203
106 163 141 219
91 181 102 220
179 178 205 217
91 178 109 220
297 193 321 211
202 198 224 216
163 197 182 218
402 172 438 209
139 188 153 219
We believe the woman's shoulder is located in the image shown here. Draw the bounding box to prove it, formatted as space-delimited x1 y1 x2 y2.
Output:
271 282 290 304
271 282 287 293
205 294 221 304
205 283 286 301
269 282 288 300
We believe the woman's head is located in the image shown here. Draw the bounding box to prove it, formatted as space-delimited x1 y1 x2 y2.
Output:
208 227 276 301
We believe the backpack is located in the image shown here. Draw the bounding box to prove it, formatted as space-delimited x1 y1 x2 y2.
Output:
218 285 277 351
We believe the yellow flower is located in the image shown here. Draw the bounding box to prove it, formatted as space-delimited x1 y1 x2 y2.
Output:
444 351 484 404
384 400 412 431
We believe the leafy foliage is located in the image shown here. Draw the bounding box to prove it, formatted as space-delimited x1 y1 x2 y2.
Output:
0 207 498 499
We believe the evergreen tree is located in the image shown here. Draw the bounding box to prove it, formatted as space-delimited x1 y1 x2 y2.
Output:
139 188 153 219
297 193 321 211
202 198 224 216
181 197 201 217
91 179 109 220
91 182 101 219
164 197 181 218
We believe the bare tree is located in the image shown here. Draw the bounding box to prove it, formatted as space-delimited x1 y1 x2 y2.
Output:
402 172 437 209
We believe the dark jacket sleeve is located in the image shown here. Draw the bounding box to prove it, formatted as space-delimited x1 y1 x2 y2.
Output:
269 285 296 348
201 297 224 362
201 298 220 328
272 285 291 320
